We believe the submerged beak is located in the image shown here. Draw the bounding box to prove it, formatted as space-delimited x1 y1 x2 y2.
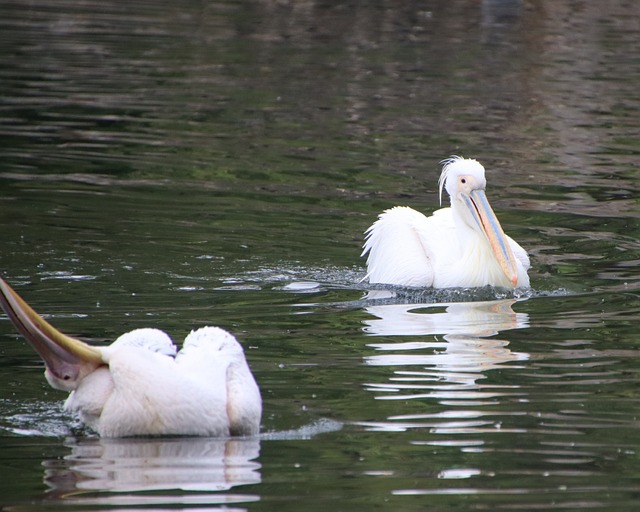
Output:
464 190 519 287
0 277 103 390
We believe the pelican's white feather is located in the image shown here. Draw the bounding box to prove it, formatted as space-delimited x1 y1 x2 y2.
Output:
66 327 261 438
108 328 177 357
362 157 530 289
363 206 438 287
438 155 465 206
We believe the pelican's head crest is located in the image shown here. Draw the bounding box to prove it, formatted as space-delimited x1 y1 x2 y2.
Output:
438 155 462 206
438 156 485 205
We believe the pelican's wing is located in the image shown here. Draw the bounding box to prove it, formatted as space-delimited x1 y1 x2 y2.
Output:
362 206 438 287
177 327 261 436
109 328 177 357
177 326 243 359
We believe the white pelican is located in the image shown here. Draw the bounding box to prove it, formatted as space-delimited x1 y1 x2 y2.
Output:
362 156 530 288
0 276 261 438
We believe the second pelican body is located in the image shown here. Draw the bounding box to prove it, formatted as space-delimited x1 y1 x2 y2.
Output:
0 277 261 438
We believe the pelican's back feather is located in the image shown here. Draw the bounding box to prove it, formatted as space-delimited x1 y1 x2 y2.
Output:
109 328 177 357
177 327 262 436
179 326 243 357
362 206 436 287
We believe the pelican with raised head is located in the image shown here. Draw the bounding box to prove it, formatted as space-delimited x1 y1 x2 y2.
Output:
362 156 530 288
0 277 261 438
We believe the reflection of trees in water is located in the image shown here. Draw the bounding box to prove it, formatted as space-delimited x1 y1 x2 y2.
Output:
5 0 636 193
360 299 529 431
249 0 539 181
1 0 543 186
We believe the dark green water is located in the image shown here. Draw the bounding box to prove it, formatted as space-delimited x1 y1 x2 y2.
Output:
1 1 639 510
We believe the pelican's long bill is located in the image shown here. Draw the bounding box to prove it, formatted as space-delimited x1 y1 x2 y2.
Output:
0 277 103 390
464 189 519 286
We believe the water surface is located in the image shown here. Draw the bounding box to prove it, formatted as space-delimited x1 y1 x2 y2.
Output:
1 1 640 510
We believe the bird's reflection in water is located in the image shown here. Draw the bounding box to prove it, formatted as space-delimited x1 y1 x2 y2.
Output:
360 297 530 431
42 436 260 506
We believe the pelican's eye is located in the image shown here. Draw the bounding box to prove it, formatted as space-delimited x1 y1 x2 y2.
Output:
460 177 466 184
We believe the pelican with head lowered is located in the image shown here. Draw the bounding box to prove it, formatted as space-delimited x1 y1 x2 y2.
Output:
0 276 261 438
362 156 530 289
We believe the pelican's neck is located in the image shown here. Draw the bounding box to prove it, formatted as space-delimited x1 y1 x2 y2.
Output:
450 200 487 250
449 201 512 288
